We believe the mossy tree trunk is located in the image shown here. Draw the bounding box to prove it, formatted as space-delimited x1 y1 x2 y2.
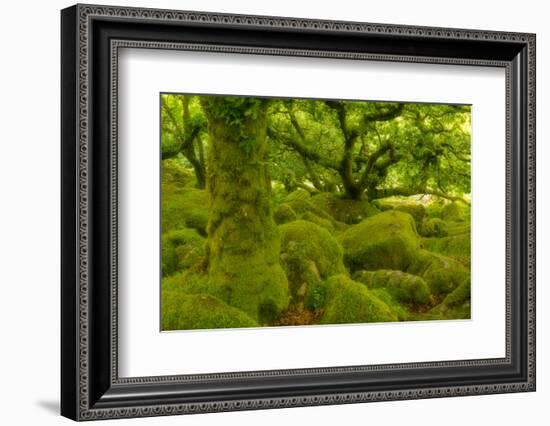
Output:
200 98 289 323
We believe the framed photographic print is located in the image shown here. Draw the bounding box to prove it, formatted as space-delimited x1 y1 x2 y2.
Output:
61 4 536 421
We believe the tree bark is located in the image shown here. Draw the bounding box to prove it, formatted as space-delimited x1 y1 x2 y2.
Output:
201 98 289 322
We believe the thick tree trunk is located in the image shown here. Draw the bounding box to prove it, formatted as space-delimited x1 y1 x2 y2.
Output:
202 99 289 322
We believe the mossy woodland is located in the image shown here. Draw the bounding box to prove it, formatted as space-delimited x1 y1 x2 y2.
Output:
160 94 471 330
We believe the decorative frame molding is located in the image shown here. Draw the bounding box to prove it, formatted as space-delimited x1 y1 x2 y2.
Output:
61 3 536 421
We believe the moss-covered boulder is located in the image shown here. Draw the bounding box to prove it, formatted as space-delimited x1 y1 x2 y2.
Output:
353 269 430 305
283 188 312 203
445 220 471 237
408 250 469 295
394 204 425 224
161 291 258 330
441 202 466 221
338 210 421 272
161 158 195 187
313 275 397 324
423 233 470 267
430 279 471 320
369 288 410 321
287 197 333 220
161 187 209 236
301 211 335 233
309 192 380 224
373 199 425 224
162 270 207 293
273 203 297 225
163 270 288 325
279 220 345 302
442 278 471 307
419 217 449 237
161 228 205 276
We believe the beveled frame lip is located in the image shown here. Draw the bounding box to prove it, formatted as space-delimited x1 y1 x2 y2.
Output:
61 3 535 421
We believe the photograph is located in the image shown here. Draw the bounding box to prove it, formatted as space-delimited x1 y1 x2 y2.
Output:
160 94 472 331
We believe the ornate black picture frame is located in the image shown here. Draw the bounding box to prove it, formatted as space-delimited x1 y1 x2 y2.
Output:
61 3 536 421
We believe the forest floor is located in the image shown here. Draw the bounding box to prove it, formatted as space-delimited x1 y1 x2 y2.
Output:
160 161 471 331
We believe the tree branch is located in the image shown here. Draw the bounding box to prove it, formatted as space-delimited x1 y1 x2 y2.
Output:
267 127 340 171
372 186 470 205
363 103 405 123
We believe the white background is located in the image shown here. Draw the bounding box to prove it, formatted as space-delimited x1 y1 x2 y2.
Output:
119 49 505 377
0 0 547 425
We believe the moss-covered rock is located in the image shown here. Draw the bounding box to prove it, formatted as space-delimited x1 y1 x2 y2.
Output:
315 275 397 324
301 211 335 233
161 228 205 276
430 278 471 319
286 197 333 220
273 203 297 225
408 250 469 295
279 220 345 302
369 288 410 321
373 198 425 224
394 204 426 224
309 192 380 224
161 291 258 330
283 188 312 203
442 278 471 307
424 199 446 219
353 269 430 305
338 210 421 272
419 217 449 237
445 220 471 237
162 186 209 236
161 158 195 187
163 269 288 324
423 233 470 267
441 202 466 221
162 270 207 293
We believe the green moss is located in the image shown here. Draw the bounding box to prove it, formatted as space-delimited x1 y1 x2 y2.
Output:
408 250 469 295
273 203 297 225
206 259 289 324
287 197 333 220
394 204 425 224
373 198 425 224
279 220 345 302
423 233 470 267
318 275 397 324
283 188 311 203
425 200 446 219
161 291 258 330
162 270 206 293
430 299 471 320
309 192 380 224
353 269 430 304
161 158 195 187
201 99 290 324
419 218 449 237
166 263 288 325
443 278 471 307
301 211 335 233
162 186 209 236
441 202 466 221
445 221 471 236
161 228 206 276
369 288 410 321
338 210 421 272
